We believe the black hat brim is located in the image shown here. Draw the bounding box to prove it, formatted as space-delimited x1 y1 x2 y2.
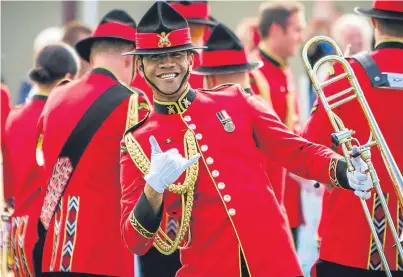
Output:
187 18 217 27
122 43 206 56
192 61 263 75
354 7 403 21
76 36 135 62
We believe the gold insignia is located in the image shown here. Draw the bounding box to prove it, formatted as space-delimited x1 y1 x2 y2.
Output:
182 98 191 109
168 105 176 114
158 32 171 48
165 138 173 144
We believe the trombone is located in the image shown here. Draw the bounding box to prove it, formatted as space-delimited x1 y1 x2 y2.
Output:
302 36 403 277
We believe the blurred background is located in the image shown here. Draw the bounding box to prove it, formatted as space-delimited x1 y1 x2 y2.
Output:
1 1 373 276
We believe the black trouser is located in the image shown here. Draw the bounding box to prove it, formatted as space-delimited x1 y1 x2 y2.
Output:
138 247 181 277
316 259 403 277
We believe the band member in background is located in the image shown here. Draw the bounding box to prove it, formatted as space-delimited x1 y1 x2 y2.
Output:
314 11 374 252
62 20 93 78
193 22 272 107
3 42 79 277
253 1 307 245
131 0 217 101
119 2 373 277
33 10 149 277
303 1 403 276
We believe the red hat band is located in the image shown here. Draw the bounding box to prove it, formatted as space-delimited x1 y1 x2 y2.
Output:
170 2 209 19
373 0 403 13
136 28 191 50
93 22 136 42
201 50 248 67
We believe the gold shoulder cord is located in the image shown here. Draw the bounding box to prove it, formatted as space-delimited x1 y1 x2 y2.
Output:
124 130 198 255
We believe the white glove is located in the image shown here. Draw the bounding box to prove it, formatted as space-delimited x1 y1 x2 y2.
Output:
347 146 374 200
144 136 201 193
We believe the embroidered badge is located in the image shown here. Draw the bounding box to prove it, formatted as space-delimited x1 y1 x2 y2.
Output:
216 110 235 133
158 32 171 48
168 105 176 114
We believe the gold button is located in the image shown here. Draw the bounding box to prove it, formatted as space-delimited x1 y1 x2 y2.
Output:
217 182 225 190
206 157 214 165
228 208 236 216
201 145 208 152
223 195 231 202
212 170 219 178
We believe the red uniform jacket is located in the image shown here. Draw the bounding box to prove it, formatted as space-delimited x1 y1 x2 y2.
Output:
251 46 303 227
303 40 403 270
3 94 47 277
131 53 204 104
37 68 149 277
120 84 351 277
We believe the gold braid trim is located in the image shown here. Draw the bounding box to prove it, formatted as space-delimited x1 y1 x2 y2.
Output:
129 210 155 239
125 94 139 130
124 130 199 255
329 157 342 188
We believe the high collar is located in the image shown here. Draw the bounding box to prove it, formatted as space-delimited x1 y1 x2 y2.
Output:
375 39 403 50
31 94 48 101
258 43 286 68
91 67 118 80
154 87 196 115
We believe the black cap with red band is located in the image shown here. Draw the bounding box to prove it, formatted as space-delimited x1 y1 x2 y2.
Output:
123 1 205 56
355 0 403 21
193 23 263 75
167 1 217 27
75 9 137 62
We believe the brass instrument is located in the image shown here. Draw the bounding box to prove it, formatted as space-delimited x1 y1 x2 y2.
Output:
302 36 403 277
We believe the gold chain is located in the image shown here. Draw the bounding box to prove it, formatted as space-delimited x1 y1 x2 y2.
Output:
124 130 198 255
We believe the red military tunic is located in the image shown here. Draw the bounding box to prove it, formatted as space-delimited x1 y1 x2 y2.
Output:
3 94 48 276
251 45 303 227
120 84 351 277
37 68 149 277
303 40 403 271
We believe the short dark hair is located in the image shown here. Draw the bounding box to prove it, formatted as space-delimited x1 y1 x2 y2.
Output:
29 43 79 84
62 21 92 46
375 18 403 37
258 1 304 39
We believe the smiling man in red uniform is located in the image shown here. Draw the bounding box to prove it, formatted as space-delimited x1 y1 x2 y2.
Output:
252 1 307 244
303 1 403 277
131 1 217 101
33 10 149 277
119 2 374 277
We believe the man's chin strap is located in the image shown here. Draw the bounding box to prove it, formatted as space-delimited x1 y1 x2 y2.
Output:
140 56 191 96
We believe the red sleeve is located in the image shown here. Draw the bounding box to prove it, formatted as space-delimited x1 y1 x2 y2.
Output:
120 142 162 255
244 90 345 187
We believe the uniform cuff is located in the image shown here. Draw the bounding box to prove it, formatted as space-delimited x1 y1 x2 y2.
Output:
130 192 163 238
329 157 351 190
